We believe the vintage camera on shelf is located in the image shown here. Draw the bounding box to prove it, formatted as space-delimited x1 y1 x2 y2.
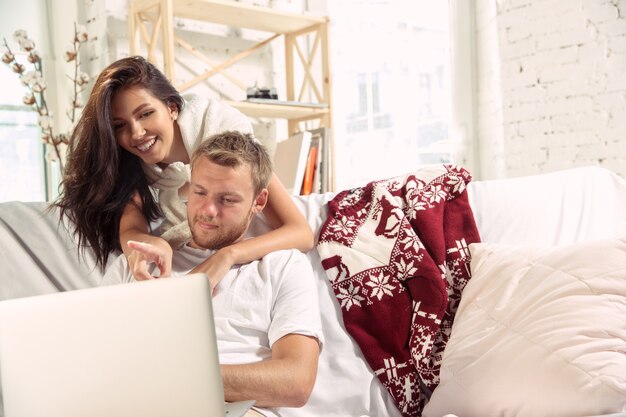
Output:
246 86 278 100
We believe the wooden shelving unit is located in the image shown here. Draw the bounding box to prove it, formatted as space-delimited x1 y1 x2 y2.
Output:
128 0 335 190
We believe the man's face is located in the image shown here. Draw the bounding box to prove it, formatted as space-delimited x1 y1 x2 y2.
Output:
187 156 267 250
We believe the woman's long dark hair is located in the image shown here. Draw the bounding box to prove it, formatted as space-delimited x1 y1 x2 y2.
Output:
55 56 184 269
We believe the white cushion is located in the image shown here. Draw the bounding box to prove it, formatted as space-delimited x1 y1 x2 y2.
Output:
423 237 626 417
467 166 626 246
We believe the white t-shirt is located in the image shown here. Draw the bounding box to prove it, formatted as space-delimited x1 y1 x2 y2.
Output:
102 245 324 417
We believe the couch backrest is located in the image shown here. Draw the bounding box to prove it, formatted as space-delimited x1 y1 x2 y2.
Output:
5 165 626 299
467 166 626 246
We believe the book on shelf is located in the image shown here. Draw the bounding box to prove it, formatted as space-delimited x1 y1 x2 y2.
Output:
273 130 312 195
273 127 331 195
300 143 318 195
310 132 323 194
307 127 331 194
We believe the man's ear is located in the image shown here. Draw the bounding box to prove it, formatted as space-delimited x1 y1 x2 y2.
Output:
252 189 269 215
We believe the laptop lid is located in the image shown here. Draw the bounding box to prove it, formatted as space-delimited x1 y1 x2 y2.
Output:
0 274 250 417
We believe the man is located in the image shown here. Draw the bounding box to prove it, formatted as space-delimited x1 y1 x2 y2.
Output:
102 131 323 417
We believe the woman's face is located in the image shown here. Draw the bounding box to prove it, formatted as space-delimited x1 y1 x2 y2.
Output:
110 86 178 165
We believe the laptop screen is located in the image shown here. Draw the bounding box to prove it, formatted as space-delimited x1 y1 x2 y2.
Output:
0 274 229 417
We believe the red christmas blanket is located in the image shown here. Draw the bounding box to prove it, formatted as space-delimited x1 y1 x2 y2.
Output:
317 165 480 416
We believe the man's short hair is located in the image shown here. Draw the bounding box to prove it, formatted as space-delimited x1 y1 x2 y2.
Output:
191 131 273 196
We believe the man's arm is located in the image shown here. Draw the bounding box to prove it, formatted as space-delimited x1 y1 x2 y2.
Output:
221 333 320 408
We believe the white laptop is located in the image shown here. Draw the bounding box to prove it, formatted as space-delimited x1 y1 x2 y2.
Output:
0 274 255 417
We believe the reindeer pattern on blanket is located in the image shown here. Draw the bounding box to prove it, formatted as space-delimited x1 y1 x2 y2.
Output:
317 164 481 416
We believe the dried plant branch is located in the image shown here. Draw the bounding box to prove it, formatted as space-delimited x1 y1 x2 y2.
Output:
1 26 91 173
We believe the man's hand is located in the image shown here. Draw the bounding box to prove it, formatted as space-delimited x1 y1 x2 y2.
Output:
189 247 236 292
126 238 173 280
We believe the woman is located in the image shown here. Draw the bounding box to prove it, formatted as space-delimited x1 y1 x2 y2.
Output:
56 56 313 282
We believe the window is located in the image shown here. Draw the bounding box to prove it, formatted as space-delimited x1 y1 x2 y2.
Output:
346 72 392 134
328 0 456 190
0 64 48 202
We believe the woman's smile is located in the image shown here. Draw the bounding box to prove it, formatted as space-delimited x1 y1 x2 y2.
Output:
135 137 157 152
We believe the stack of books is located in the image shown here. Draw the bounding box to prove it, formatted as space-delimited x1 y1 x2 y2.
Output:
273 127 332 195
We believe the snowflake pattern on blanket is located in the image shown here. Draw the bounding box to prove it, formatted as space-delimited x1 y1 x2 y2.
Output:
317 165 481 416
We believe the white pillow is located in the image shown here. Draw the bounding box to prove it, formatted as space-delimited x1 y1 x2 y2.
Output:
423 238 626 417
466 166 626 246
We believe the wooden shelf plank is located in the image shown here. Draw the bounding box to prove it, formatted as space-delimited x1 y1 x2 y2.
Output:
168 0 327 34
133 0 159 12
225 100 329 119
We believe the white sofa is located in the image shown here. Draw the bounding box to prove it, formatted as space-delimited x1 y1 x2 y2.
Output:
1 165 625 417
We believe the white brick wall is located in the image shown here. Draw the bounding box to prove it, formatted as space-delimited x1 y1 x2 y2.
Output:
475 0 626 179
